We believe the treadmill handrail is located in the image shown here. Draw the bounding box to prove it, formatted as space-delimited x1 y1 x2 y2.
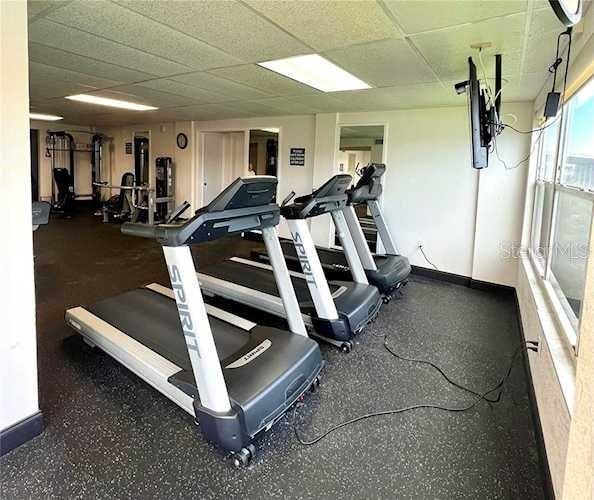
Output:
347 163 386 204
281 174 352 220
122 204 280 246
121 176 281 246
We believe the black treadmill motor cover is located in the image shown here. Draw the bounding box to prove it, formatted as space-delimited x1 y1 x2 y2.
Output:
281 174 352 219
348 163 386 204
122 176 280 246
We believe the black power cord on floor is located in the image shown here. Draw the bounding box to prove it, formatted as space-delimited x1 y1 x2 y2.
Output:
292 340 538 446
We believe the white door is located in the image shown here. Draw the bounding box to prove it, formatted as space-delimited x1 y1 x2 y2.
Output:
202 133 224 205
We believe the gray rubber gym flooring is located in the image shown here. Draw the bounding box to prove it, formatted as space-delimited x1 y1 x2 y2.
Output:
1 210 548 499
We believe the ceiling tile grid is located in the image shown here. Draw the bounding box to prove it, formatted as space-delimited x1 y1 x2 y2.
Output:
25 0 578 125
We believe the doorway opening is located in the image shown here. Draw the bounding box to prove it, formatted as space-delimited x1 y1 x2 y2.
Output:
201 131 246 205
248 128 279 176
30 129 39 201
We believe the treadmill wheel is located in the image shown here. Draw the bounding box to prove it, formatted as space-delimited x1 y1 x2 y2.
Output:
340 342 352 353
233 444 256 468
310 376 321 392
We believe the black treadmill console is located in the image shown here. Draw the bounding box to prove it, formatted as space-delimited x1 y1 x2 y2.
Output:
122 176 280 246
281 174 352 219
348 163 386 204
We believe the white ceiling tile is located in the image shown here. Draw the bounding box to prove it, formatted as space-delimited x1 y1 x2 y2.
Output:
29 61 122 89
114 0 309 62
44 0 243 70
29 19 190 76
84 86 192 108
522 6 568 74
209 65 320 96
383 0 528 34
136 79 227 105
27 0 69 21
245 0 402 51
174 104 253 121
28 43 157 83
411 12 526 81
288 94 352 113
169 72 270 100
29 80 100 100
325 38 437 87
253 97 318 115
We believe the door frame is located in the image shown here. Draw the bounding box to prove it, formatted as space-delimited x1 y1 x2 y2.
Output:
196 126 282 209
332 122 389 252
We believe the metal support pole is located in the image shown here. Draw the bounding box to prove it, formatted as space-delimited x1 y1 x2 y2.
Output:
342 205 377 271
368 200 398 255
331 209 369 284
262 226 308 337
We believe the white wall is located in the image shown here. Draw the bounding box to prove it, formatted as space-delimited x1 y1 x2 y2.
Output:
0 0 40 433
471 102 533 285
312 105 532 285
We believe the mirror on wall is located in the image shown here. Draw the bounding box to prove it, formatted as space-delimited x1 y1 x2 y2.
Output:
338 125 384 176
336 125 385 252
249 128 279 177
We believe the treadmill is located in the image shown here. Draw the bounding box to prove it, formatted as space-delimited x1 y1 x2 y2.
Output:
198 174 382 352
252 164 411 302
65 177 323 467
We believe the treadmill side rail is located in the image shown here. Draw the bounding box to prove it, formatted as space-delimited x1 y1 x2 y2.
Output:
261 226 308 337
65 306 195 415
368 199 398 255
285 218 339 321
342 205 378 271
331 209 370 284
163 245 232 414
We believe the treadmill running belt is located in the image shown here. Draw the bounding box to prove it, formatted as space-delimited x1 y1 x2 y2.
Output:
88 288 248 368
203 259 339 304
279 240 346 267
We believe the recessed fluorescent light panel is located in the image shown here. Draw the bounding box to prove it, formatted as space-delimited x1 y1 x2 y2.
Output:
30 113 63 121
65 94 158 111
258 54 371 92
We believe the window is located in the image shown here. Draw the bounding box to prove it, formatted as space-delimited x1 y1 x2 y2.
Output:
529 77 594 347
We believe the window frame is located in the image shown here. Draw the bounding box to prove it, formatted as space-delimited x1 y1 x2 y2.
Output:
528 76 594 354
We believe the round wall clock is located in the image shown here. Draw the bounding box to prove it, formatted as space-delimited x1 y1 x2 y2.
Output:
176 132 188 149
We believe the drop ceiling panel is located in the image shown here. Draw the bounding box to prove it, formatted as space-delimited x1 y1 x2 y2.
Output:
169 72 269 100
136 79 227 105
28 43 157 83
245 0 402 51
27 1 69 22
253 97 319 115
218 100 284 117
29 19 190 76
410 12 527 81
523 7 568 74
288 94 353 113
383 0 528 34
174 104 253 121
325 39 437 87
114 0 310 62
45 0 243 70
29 81 101 100
209 65 321 96
98 85 199 107
29 61 123 90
